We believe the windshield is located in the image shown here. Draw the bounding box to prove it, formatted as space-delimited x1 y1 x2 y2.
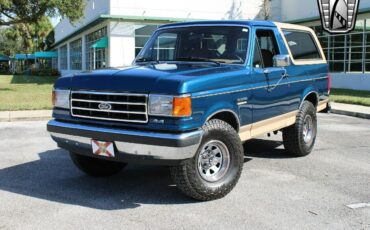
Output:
136 26 249 65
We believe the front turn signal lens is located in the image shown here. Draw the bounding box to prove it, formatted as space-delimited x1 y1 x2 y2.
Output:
173 96 192 117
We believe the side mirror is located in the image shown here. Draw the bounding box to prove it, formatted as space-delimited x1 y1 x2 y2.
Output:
273 55 291 67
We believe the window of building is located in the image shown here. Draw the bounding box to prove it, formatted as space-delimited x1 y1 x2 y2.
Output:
85 27 107 70
52 49 58 70
283 30 322 60
135 25 159 57
317 18 370 73
152 32 178 60
60 45 68 70
237 39 248 52
366 19 370 72
328 34 347 72
70 38 82 70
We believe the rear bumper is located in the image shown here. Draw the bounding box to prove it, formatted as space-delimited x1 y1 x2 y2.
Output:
47 120 203 165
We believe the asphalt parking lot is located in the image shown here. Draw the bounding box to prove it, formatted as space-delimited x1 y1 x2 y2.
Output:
0 114 369 229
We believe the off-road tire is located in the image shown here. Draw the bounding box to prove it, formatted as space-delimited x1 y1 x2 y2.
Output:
170 119 244 201
70 152 127 177
283 101 317 157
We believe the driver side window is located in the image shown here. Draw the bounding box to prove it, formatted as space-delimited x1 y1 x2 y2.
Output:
254 29 280 68
253 38 264 68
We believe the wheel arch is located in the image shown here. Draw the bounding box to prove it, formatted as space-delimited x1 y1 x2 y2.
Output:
300 91 319 108
205 109 240 132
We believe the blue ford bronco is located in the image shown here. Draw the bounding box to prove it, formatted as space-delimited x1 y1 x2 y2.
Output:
47 20 330 201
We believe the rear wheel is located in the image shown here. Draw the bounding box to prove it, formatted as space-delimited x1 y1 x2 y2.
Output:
283 101 317 157
170 119 244 201
70 152 127 177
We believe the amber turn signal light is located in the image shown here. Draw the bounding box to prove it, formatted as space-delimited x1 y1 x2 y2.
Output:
173 96 192 117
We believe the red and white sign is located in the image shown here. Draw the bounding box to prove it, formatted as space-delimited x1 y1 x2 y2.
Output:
91 140 115 157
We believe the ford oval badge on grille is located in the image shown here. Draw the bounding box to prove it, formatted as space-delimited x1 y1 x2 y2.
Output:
98 103 112 110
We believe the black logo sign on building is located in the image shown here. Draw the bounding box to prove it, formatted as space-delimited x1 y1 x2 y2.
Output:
318 0 360 33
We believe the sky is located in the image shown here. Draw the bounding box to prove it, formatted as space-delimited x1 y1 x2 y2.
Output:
50 17 61 27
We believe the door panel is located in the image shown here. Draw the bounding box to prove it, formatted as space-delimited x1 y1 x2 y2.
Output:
251 67 292 123
250 27 293 124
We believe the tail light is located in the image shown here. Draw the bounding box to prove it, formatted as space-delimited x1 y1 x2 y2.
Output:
328 73 331 94
52 90 56 106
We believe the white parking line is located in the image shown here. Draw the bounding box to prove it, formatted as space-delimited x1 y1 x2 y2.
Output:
346 202 370 209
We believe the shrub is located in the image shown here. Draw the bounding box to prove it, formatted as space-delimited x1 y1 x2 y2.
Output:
30 68 60 77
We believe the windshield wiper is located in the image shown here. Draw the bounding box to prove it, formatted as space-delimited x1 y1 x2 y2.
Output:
176 57 223 66
135 57 159 64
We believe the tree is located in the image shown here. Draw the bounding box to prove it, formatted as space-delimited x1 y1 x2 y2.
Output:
0 16 53 55
0 28 22 56
259 0 271 20
45 30 55 51
225 0 243 20
0 0 85 26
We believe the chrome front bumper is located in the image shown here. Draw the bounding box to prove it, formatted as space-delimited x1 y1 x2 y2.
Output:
47 120 203 165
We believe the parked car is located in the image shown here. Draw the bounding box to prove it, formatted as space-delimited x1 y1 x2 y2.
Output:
47 20 330 200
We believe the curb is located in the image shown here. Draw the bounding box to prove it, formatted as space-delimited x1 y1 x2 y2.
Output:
0 110 52 122
330 109 370 120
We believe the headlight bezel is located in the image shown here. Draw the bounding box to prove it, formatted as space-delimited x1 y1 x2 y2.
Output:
148 94 174 117
148 94 192 117
52 89 70 109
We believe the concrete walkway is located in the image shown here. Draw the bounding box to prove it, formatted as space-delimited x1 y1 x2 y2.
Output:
331 102 370 119
0 110 52 122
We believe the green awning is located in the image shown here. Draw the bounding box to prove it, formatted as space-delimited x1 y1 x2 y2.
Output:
91 37 108 48
35 51 58 59
15 54 35 60
0 55 9 61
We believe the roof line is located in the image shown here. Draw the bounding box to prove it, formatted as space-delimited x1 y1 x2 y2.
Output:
158 20 276 29
99 14 202 23
51 14 197 49
285 8 370 24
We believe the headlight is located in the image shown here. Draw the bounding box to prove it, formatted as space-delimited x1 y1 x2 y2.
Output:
149 94 192 117
52 89 70 109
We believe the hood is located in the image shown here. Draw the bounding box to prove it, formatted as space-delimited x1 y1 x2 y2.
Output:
55 63 248 94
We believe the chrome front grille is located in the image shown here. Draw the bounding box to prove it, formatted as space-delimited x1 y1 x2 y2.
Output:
71 91 148 123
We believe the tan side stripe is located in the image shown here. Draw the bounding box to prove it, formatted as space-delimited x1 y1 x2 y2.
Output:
239 124 252 141
239 110 298 142
317 99 329 112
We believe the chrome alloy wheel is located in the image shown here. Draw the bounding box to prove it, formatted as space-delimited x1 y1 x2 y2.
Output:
303 115 314 144
197 140 230 182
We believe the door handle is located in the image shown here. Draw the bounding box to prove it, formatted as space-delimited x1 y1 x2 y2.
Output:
282 69 289 78
267 69 288 92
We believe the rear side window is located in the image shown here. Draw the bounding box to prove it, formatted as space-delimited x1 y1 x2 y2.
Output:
282 30 322 60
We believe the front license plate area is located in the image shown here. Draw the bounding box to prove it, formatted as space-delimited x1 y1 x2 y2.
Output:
91 140 115 158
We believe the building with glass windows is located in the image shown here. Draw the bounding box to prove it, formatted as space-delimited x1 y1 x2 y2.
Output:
53 0 370 90
274 0 370 90
52 0 267 76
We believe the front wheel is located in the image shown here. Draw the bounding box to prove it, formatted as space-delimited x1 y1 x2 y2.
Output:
70 152 127 177
170 119 244 201
283 101 317 157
